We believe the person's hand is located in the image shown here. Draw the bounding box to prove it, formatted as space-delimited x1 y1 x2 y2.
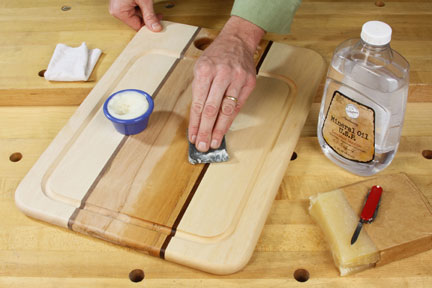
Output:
109 0 162 32
188 16 265 152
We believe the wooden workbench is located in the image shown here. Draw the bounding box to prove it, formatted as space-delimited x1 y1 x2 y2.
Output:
1 0 431 286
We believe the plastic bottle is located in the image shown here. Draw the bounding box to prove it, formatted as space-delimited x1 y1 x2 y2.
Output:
317 21 409 176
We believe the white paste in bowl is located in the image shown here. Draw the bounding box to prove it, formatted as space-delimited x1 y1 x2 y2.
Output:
107 91 150 120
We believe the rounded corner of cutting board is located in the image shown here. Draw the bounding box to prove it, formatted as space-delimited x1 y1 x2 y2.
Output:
200 256 251 275
14 182 32 215
165 234 256 275
14 173 42 216
14 169 75 228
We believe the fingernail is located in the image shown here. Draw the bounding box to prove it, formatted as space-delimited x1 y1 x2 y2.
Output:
191 135 196 143
211 139 218 149
198 141 207 151
152 23 161 30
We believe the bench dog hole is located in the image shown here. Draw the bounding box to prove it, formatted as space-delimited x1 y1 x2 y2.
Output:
293 268 310 282
165 1 175 9
375 1 385 7
10 152 23 162
194 37 213 51
129 269 144 282
291 152 298 161
61 6 71 11
38 69 46 77
422 150 432 160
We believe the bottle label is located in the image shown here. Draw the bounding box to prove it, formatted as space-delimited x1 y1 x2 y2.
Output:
322 90 375 163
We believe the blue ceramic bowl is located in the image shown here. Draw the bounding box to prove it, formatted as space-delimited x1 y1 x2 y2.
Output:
103 89 154 135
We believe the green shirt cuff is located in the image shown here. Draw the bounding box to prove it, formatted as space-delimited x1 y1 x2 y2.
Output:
231 0 302 34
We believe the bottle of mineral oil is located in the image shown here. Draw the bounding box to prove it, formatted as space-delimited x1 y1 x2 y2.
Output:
317 21 409 176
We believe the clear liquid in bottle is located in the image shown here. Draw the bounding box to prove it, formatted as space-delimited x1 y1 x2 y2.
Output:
317 21 409 176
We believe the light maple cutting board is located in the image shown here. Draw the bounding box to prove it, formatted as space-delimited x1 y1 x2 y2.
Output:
15 22 325 274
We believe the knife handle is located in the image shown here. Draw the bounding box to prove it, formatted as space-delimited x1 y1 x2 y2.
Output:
360 185 383 222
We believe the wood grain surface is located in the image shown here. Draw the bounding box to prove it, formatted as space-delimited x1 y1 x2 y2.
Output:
1 0 432 287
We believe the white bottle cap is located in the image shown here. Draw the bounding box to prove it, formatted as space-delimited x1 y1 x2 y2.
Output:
361 21 392 46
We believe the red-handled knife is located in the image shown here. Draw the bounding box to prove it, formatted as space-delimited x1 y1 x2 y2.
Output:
350 185 383 245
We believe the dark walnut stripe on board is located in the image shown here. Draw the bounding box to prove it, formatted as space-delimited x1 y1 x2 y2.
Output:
256 41 273 74
68 30 272 259
160 163 209 259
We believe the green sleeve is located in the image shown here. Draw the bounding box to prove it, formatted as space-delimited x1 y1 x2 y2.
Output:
231 0 302 34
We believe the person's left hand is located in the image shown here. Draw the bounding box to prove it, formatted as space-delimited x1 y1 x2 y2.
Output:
109 0 163 32
188 16 265 152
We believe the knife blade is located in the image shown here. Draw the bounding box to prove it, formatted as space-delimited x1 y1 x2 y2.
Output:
350 185 383 245
350 221 363 245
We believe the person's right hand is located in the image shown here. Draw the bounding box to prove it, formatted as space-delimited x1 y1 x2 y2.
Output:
109 0 162 32
188 16 265 152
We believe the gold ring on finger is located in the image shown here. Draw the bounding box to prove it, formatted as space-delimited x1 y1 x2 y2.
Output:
224 95 238 103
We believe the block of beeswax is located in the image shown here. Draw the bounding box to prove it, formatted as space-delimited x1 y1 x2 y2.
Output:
309 174 432 276
309 189 380 275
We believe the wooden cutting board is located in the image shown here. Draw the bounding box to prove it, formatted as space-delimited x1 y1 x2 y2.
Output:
15 21 325 274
